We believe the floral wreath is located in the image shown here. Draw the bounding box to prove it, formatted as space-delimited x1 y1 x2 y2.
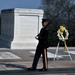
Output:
57 26 69 50
57 26 69 41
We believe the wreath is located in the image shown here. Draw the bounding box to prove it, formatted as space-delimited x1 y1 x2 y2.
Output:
57 26 69 41
57 26 69 50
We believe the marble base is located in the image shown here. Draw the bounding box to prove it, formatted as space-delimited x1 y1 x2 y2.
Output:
0 8 43 49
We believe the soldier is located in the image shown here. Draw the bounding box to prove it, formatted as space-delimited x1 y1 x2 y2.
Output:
27 18 50 71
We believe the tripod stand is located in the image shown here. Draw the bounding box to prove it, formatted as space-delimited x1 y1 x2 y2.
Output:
54 41 72 61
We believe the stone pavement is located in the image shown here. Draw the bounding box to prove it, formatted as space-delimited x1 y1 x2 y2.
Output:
0 48 75 75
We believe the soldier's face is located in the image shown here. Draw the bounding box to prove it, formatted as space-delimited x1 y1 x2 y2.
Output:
43 21 49 27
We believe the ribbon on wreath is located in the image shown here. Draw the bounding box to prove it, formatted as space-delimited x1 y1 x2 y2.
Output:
64 40 68 50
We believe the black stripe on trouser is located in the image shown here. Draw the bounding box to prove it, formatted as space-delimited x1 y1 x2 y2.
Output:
42 48 48 69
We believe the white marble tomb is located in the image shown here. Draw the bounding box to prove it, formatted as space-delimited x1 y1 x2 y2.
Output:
0 8 44 49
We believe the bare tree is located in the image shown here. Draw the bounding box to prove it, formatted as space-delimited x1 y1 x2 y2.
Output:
41 0 75 46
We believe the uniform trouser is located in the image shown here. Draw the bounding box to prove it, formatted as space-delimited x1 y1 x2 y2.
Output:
32 42 48 69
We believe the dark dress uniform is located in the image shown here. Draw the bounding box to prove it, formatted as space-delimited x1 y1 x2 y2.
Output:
32 26 49 71
27 19 49 71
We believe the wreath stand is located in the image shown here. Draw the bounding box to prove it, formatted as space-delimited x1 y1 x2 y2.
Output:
54 41 72 61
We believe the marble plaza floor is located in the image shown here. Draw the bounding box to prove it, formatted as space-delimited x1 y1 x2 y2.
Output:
0 48 75 75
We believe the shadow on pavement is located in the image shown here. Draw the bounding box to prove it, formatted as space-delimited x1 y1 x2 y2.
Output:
5 63 26 69
0 63 75 75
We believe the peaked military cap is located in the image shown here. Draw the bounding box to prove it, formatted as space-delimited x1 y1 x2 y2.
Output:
42 19 49 23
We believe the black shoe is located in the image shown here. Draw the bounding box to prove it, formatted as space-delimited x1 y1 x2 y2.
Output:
38 68 47 71
26 67 36 71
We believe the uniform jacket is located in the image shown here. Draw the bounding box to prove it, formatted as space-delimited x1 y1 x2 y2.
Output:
35 27 49 48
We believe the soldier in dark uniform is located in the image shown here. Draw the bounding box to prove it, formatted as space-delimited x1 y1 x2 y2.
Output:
27 19 50 71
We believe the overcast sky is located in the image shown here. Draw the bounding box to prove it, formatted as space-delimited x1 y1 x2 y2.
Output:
0 0 41 10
